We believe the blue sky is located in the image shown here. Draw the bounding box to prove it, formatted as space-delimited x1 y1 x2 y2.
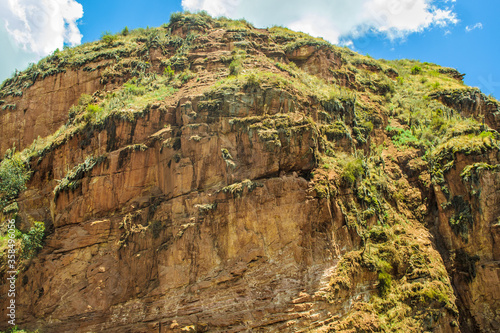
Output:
0 0 499 98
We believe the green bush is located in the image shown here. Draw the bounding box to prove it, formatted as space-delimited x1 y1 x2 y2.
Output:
78 93 93 106
229 58 243 76
341 157 364 185
168 11 213 31
0 152 31 209
163 65 175 79
393 129 419 147
244 72 260 88
100 31 117 46
430 82 441 90
21 221 45 260
478 131 495 140
179 70 194 84
121 26 129 36
411 65 422 75
169 12 184 25
362 121 374 134
84 103 103 121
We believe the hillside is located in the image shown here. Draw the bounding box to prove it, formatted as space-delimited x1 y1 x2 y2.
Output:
0 12 499 332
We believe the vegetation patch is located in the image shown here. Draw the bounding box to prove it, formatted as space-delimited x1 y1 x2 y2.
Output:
447 196 473 242
0 150 31 210
228 50 246 76
340 155 364 185
53 155 107 200
327 224 458 332
432 131 498 164
284 37 331 54
461 162 500 183
386 126 420 149
21 222 45 260
220 179 263 198
195 203 217 215
411 65 422 75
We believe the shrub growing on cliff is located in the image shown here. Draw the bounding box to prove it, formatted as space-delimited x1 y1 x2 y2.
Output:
0 151 31 209
100 31 118 46
123 80 147 96
78 93 93 106
411 65 422 75
21 221 45 260
229 50 246 76
229 58 242 76
163 65 175 79
341 156 364 185
84 103 104 121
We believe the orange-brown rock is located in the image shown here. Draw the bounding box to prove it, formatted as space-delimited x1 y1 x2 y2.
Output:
1 12 499 333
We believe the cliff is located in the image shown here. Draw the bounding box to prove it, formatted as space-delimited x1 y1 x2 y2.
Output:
0 12 499 333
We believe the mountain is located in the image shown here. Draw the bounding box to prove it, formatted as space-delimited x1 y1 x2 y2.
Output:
1 12 499 333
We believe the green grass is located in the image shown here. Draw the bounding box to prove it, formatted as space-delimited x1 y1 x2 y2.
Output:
100 31 118 45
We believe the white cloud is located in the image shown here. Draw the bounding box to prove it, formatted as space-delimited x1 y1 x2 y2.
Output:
465 22 483 32
0 0 84 56
182 0 458 43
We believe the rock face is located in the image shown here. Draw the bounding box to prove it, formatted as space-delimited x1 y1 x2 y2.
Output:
431 89 500 132
433 151 500 332
0 13 499 333
0 68 105 154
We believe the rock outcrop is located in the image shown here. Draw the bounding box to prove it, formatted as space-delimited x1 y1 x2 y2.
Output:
0 13 499 333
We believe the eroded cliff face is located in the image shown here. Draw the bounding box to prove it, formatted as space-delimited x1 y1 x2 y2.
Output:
0 68 105 154
432 152 500 332
1 13 499 333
